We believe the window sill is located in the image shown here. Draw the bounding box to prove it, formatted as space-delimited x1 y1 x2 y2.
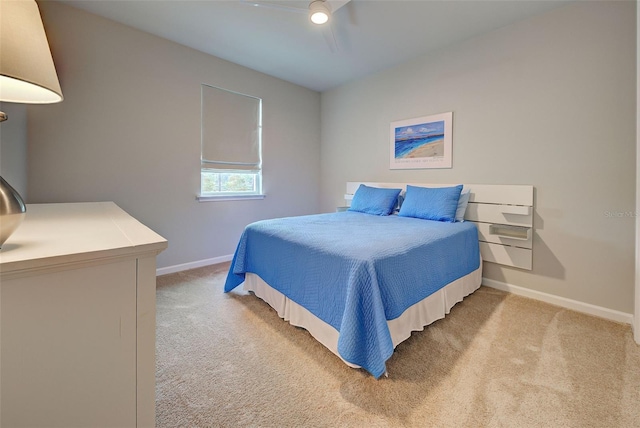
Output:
196 194 266 202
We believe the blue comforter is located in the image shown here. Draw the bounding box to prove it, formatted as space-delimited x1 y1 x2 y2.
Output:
224 212 480 378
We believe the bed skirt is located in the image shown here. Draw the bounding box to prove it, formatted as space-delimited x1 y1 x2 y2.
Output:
243 262 483 369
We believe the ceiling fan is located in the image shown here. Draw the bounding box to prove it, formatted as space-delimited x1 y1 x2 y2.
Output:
240 0 352 53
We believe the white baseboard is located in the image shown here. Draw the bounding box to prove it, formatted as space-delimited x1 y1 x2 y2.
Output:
155 263 634 326
482 277 634 325
156 255 233 276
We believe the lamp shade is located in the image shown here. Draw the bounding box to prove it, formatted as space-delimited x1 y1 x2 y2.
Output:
0 0 63 104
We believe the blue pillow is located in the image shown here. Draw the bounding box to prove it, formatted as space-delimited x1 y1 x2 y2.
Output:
455 189 471 222
348 185 402 216
398 185 463 222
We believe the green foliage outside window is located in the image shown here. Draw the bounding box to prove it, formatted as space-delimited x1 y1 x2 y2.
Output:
201 171 257 194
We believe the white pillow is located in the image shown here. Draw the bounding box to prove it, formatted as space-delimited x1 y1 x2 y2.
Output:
455 189 471 222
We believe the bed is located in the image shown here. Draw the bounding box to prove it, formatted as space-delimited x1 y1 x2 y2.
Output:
224 183 486 378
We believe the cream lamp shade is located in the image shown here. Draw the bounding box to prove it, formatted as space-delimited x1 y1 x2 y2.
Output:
0 0 63 105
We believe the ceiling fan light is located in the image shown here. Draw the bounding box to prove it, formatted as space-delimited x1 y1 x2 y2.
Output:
309 1 331 25
310 11 328 25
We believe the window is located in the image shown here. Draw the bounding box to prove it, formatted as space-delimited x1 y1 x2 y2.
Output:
200 84 263 199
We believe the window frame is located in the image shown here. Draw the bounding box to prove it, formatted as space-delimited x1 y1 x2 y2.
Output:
198 168 264 202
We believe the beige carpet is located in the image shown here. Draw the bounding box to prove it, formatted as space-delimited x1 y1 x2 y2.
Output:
156 263 640 427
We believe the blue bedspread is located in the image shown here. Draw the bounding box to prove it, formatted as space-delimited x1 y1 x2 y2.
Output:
224 212 480 378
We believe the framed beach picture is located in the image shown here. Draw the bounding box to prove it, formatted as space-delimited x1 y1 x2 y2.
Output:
390 112 453 169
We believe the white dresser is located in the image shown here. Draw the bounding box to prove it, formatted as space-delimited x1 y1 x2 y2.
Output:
0 202 167 428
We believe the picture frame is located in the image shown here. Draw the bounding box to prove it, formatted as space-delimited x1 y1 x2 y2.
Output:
390 111 453 169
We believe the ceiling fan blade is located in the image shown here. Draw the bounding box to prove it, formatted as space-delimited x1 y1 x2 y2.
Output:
241 0 350 53
328 0 350 13
322 24 339 53
242 0 350 16
323 1 353 53
239 0 307 14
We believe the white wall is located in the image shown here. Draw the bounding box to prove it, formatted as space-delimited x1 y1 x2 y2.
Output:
27 2 321 270
635 0 639 342
13 1 637 316
321 1 636 313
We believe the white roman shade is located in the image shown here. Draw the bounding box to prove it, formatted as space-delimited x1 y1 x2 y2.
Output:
201 84 261 171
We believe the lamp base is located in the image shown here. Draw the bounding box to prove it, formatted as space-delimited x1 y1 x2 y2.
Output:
0 176 26 248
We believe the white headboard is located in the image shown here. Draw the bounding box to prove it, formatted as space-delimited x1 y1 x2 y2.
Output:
344 182 534 270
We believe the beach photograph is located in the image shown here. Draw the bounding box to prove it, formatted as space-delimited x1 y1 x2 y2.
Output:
389 112 453 169
394 120 445 159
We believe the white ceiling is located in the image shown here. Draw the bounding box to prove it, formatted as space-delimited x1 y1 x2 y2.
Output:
58 0 571 92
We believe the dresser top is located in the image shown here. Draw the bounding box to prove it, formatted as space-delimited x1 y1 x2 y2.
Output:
0 202 168 275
